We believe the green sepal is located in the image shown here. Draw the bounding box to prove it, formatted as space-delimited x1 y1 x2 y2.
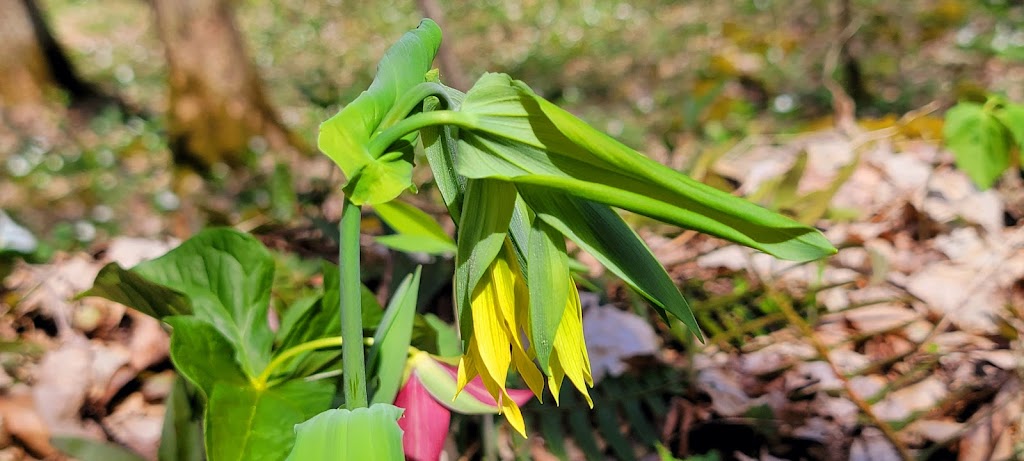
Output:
453 178 517 347
527 217 570 370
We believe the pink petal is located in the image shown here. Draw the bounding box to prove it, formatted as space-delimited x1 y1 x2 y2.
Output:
395 373 451 461
437 361 536 407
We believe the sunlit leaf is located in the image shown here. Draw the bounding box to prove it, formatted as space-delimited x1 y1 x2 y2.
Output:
318 19 442 205
455 73 835 262
373 199 455 255
527 217 570 370
207 380 334 461
285 405 405 461
518 187 702 339
944 101 1011 190
369 267 422 404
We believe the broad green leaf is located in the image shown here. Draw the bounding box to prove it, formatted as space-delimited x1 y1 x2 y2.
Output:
527 217 570 370
51 437 147 461
369 266 423 404
454 178 517 342
318 19 442 205
456 73 835 262
944 102 1011 190
82 263 192 319
518 187 702 339
158 376 204 461
207 379 334 461
993 102 1024 161
129 228 276 377
165 316 247 398
285 405 405 461
373 198 455 254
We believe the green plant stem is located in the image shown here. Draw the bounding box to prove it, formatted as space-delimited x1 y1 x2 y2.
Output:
254 337 344 388
377 82 455 132
368 109 474 158
340 198 368 409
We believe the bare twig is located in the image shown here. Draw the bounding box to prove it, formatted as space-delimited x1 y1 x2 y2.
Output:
769 290 915 461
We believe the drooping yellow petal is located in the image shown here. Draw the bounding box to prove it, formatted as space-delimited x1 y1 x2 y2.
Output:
455 249 543 435
547 280 593 407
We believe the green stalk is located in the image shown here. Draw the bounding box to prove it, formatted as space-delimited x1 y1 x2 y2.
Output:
367 110 475 158
254 336 344 389
376 82 456 133
340 198 368 409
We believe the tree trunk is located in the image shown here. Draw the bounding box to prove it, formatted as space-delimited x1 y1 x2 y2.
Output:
152 0 294 171
0 0 100 107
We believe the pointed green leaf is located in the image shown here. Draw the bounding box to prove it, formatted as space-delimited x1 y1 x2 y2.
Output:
527 217 570 370
285 405 405 461
518 187 702 340
318 20 442 205
944 102 1011 190
373 199 456 255
158 376 204 461
82 263 192 319
369 267 422 404
456 73 835 262
164 316 247 398
207 379 334 461
993 102 1024 157
454 178 517 342
121 228 276 377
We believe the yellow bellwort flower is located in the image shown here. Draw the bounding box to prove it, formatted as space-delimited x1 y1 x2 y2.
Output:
456 242 594 437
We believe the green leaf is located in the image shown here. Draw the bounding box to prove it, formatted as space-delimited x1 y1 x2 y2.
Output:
51 437 147 461
165 316 247 398
422 82 468 221
82 263 192 319
456 73 835 262
372 198 456 254
158 376 204 461
423 314 461 356
944 102 1011 190
129 228 276 377
369 267 422 404
317 19 442 205
206 379 334 461
454 178 517 343
519 187 702 340
527 217 570 370
993 102 1024 160
285 405 405 461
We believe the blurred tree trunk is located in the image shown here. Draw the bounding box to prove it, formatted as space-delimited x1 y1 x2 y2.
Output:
0 0 101 106
152 0 296 171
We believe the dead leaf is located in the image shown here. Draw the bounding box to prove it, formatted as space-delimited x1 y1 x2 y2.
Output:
0 391 54 458
583 304 660 383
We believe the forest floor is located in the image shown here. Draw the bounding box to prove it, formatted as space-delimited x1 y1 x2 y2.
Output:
3 1 1024 460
